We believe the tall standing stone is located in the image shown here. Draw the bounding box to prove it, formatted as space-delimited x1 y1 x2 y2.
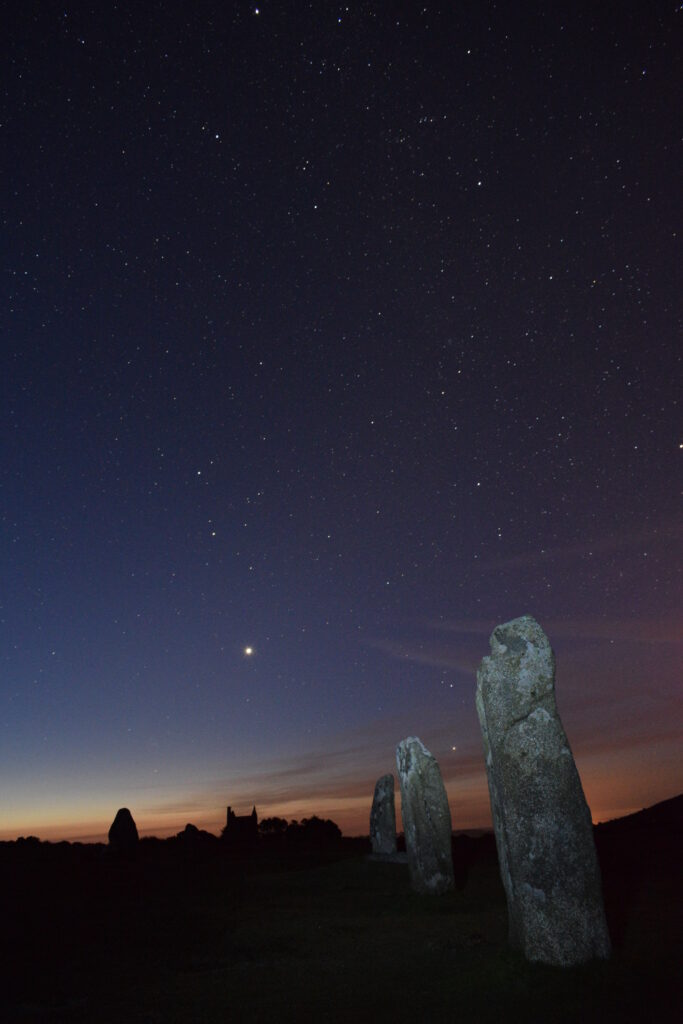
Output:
369 773 397 855
396 737 454 894
108 807 139 852
476 615 611 965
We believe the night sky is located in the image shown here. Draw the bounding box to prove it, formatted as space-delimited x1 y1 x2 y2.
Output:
2 2 681 841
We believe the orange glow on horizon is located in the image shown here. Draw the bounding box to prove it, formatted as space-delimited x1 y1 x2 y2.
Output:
1 743 679 844
3 788 677 845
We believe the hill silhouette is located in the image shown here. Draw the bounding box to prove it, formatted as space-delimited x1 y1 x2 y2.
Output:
596 792 683 833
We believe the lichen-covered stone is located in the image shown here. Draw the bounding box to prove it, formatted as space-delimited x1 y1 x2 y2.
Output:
396 737 454 894
476 615 611 965
370 773 397 855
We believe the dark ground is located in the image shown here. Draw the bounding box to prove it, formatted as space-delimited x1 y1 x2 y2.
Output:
2 797 681 1023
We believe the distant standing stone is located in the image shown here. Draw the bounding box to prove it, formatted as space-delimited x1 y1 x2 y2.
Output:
370 773 397 855
476 615 611 965
396 737 454 894
108 807 139 851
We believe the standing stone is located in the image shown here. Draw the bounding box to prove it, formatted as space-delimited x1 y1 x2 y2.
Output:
108 807 139 851
370 773 397 855
396 737 454 894
476 615 611 965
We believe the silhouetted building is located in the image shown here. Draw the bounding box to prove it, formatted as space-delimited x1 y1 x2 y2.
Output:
222 805 258 848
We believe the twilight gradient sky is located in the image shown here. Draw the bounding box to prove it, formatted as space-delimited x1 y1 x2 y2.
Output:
1 2 681 841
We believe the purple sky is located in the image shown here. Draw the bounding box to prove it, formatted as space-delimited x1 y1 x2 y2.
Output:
1 1 680 841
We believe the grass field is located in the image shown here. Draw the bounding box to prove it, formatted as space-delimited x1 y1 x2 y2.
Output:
2 820 680 1023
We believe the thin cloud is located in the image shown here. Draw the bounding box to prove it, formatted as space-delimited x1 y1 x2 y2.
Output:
422 619 496 638
544 615 682 646
429 614 682 646
571 722 683 758
479 520 682 573
364 635 478 673
138 716 486 829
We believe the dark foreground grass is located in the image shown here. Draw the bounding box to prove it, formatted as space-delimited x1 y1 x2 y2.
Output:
2 832 680 1023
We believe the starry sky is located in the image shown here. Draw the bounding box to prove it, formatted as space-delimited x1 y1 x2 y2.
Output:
2 2 681 841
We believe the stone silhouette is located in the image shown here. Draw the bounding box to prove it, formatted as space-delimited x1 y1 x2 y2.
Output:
476 614 611 965
396 737 454 894
370 773 397 855
108 807 139 851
